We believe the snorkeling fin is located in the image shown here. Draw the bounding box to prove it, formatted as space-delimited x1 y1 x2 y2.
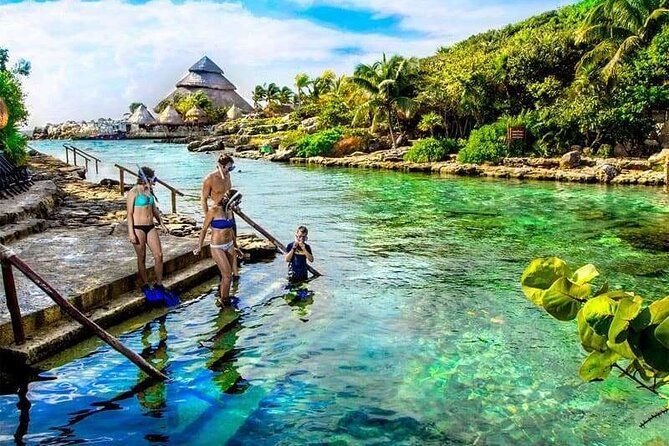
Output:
141 284 162 304
154 284 180 307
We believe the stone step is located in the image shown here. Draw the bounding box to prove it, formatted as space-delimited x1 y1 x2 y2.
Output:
0 244 214 346
0 219 49 245
0 256 218 365
0 180 59 226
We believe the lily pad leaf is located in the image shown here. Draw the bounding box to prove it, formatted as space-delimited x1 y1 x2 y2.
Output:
543 278 589 321
578 309 607 353
582 294 618 336
520 257 570 306
579 350 620 382
608 296 643 344
571 264 599 285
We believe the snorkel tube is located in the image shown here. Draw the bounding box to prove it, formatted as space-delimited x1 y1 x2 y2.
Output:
137 165 159 202
224 190 243 213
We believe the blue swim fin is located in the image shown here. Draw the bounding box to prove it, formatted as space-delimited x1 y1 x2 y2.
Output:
141 284 162 304
154 284 180 307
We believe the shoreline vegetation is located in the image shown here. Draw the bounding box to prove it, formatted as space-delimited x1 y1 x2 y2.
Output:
26 0 669 188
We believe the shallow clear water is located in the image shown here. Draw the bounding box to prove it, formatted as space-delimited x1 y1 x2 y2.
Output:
2 140 669 444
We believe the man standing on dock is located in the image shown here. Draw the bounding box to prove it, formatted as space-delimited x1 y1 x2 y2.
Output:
201 154 240 279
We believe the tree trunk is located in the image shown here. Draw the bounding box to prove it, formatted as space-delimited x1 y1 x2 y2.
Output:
387 107 397 150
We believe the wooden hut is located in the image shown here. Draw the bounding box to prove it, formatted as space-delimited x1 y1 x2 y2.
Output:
185 105 209 125
127 104 156 130
157 105 184 126
159 56 254 114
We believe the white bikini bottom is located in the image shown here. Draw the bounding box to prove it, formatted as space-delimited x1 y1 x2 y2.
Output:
211 241 234 251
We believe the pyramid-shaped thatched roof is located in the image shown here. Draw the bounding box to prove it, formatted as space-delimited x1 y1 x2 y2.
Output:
185 105 209 124
157 105 184 125
161 56 254 113
127 104 156 125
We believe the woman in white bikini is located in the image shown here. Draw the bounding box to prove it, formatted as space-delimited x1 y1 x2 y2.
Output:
194 189 242 306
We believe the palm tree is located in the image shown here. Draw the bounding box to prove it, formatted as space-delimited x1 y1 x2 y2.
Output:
278 86 294 105
294 73 310 104
252 85 266 109
351 54 418 149
265 83 281 106
576 0 669 83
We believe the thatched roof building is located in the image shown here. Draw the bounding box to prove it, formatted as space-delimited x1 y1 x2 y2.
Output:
161 56 254 113
185 105 209 124
127 104 156 126
157 105 184 126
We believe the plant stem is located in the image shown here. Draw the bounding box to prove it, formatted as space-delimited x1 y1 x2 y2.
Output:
614 364 658 395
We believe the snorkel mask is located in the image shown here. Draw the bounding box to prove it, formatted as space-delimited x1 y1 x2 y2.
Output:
137 166 159 201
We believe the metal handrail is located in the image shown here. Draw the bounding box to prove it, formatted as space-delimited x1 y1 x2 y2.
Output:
114 164 185 213
63 144 100 174
0 244 167 380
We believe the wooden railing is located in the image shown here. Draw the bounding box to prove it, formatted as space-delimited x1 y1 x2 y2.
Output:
114 164 185 213
0 244 167 380
63 144 101 174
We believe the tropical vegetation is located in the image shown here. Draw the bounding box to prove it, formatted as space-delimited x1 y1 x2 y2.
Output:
246 0 669 164
521 257 669 425
0 48 30 164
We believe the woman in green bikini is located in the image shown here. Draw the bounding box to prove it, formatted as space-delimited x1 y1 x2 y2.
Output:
126 166 171 302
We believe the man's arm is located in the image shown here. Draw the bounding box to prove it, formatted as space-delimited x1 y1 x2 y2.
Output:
284 243 296 262
201 176 211 214
303 244 314 263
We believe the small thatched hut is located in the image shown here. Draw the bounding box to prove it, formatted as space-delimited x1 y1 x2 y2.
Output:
157 105 184 126
227 104 243 121
159 56 254 114
185 105 209 125
127 104 157 128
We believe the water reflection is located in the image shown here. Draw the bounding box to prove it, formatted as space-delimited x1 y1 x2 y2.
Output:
202 307 248 394
137 317 168 415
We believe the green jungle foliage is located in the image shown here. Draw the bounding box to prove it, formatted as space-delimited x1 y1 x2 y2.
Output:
0 48 30 164
521 257 669 424
404 137 459 162
295 128 344 157
262 0 669 160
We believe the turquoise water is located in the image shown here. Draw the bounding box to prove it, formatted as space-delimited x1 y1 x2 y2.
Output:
2 140 669 444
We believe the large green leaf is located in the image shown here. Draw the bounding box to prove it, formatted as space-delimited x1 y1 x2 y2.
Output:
654 317 669 349
634 325 669 373
579 350 620 382
543 278 590 321
582 294 618 336
608 296 643 344
649 296 669 324
571 264 599 285
606 339 636 360
577 309 607 352
520 257 570 306
630 306 651 332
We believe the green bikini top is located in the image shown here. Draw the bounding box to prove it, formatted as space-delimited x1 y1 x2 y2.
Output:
134 191 155 207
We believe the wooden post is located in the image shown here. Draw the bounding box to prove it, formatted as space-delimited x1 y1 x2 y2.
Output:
84 157 89 173
0 245 167 381
232 207 322 277
171 190 177 214
119 168 125 195
664 155 669 193
1 257 25 345
95 159 99 174
65 146 69 165
73 149 77 166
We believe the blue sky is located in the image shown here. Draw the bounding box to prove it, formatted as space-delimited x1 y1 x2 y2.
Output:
0 0 569 126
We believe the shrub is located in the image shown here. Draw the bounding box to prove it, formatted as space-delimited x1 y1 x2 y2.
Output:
279 129 306 149
457 122 509 164
295 127 343 157
331 136 366 157
318 99 352 128
404 137 459 162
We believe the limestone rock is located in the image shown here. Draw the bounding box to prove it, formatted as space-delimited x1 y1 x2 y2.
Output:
299 117 319 134
560 150 580 169
649 148 669 165
596 164 619 183
268 147 296 161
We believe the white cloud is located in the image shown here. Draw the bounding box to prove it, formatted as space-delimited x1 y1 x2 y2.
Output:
0 0 563 127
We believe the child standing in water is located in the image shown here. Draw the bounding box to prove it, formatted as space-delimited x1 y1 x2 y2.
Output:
284 226 314 283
